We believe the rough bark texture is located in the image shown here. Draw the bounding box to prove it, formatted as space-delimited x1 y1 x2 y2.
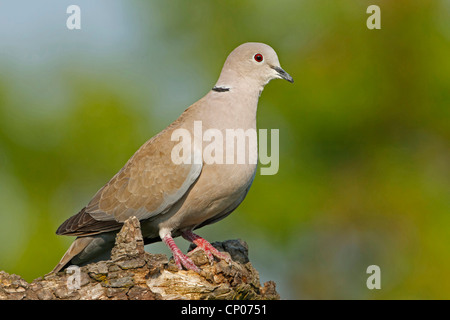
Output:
0 217 279 300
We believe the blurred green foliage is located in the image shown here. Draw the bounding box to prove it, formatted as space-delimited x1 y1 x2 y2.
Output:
0 0 449 299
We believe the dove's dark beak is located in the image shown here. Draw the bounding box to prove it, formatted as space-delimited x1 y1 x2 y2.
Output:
272 66 294 83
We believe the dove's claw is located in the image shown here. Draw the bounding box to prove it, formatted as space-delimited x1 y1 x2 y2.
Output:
163 233 201 273
182 230 231 264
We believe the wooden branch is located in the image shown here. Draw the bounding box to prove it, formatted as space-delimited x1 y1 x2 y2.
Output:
0 217 279 300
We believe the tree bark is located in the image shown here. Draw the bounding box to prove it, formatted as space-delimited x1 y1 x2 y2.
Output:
0 217 279 300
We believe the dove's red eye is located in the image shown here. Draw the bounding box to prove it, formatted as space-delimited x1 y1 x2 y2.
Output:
254 53 263 62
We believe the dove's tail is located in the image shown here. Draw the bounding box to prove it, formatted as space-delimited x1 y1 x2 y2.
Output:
51 237 94 273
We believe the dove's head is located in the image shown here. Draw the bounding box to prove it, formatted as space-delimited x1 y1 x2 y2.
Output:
215 42 293 91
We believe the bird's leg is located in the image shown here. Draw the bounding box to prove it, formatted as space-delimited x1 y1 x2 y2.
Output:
162 233 201 273
181 230 231 264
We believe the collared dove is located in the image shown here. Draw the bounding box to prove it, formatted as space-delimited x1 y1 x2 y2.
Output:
53 42 293 273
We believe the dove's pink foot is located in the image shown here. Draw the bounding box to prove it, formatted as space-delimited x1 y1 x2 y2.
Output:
162 233 201 273
182 230 231 264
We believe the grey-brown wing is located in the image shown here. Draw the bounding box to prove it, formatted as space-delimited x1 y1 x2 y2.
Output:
56 133 202 236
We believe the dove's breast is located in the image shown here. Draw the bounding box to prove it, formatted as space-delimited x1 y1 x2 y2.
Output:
142 92 260 236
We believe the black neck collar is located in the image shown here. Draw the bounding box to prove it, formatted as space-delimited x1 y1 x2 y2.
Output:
212 86 230 92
